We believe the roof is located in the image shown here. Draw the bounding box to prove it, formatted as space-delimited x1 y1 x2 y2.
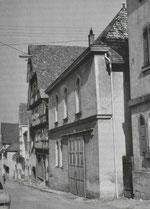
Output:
94 4 128 44
93 4 128 63
45 5 129 94
28 45 86 97
6 143 20 152
1 123 19 145
19 103 30 125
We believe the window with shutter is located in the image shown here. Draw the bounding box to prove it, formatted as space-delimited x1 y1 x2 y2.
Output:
143 25 150 65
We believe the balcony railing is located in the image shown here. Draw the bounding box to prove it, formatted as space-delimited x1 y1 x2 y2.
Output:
31 114 47 127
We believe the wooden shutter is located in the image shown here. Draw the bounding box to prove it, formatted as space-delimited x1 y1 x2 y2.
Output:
148 26 150 63
143 27 149 65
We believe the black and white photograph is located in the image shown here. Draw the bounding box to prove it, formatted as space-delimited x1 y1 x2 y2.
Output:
0 0 149 208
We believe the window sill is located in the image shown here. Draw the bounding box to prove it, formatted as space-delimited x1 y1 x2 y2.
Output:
75 111 82 118
141 63 150 73
55 165 63 169
63 117 68 123
145 152 150 159
54 121 58 127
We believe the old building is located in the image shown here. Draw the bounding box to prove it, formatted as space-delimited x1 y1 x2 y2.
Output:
127 0 150 199
27 45 85 185
45 5 132 199
0 123 19 179
18 103 30 179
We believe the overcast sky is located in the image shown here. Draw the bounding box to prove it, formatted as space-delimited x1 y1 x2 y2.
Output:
0 0 125 125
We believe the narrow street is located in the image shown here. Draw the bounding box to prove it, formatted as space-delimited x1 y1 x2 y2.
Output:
5 181 101 209
5 181 150 209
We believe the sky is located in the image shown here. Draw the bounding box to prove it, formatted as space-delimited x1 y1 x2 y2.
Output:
0 0 125 125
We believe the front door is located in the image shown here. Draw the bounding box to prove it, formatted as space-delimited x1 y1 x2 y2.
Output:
68 136 86 197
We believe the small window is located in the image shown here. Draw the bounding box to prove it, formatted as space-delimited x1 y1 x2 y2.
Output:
75 77 81 114
143 25 150 65
54 95 58 123
63 88 68 119
139 115 147 156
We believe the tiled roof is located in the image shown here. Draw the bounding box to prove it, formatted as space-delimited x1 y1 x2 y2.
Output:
1 123 19 145
94 5 128 44
6 143 20 152
28 45 86 96
19 103 30 125
93 5 128 63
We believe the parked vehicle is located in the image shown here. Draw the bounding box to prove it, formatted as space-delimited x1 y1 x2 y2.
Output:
0 177 11 209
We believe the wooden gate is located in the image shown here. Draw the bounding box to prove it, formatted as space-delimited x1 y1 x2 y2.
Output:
68 136 86 197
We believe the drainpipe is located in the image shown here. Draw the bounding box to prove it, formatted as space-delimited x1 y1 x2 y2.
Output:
105 53 118 199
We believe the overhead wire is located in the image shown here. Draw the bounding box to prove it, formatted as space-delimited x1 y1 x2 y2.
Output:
0 41 28 54
0 39 87 46
0 25 103 54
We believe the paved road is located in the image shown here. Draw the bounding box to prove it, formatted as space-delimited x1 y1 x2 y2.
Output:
5 181 101 209
5 181 150 209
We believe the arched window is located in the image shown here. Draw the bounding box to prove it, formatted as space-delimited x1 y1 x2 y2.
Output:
75 77 81 114
63 88 68 119
54 95 58 123
139 114 147 156
147 114 150 151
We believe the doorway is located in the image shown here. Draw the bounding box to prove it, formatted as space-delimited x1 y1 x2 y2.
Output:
68 136 86 197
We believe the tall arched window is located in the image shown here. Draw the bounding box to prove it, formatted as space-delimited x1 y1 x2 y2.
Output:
75 77 81 114
139 114 147 156
147 114 150 151
63 88 68 119
54 95 58 123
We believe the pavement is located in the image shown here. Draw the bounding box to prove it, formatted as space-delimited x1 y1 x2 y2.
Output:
12 179 150 209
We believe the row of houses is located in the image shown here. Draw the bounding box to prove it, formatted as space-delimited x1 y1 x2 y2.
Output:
1 0 150 200
0 104 30 180
25 3 131 199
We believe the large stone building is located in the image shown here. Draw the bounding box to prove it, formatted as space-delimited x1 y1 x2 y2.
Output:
45 5 132 199
127 0 150 199
27 45 85 185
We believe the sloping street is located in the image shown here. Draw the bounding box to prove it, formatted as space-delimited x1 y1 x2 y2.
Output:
4 181 150 209
6 181 101 209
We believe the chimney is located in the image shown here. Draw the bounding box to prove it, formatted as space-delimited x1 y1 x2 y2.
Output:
122 2 126 8
88 28 95 46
